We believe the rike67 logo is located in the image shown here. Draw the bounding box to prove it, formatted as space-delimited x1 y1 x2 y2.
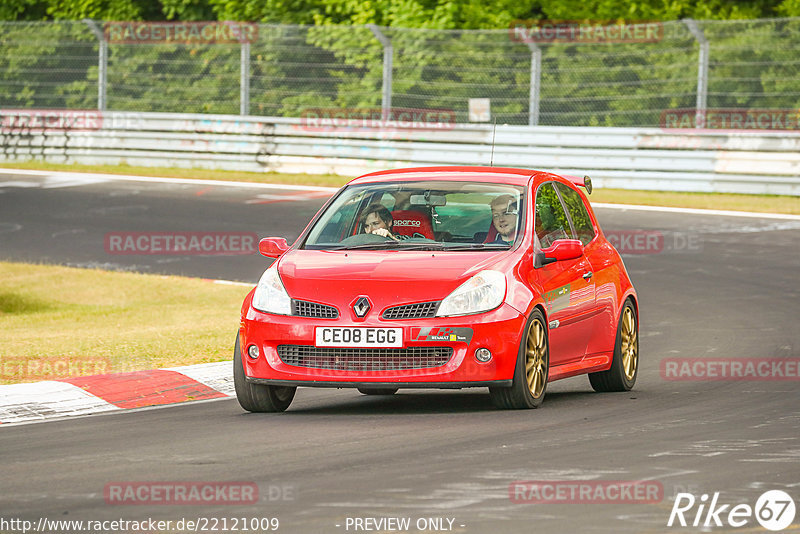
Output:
668 490 796 531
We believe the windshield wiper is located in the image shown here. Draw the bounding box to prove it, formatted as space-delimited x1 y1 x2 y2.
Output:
327 241 449 251
330 242 510 251
392 242 448 250
442 243 510 250
329 242 405 250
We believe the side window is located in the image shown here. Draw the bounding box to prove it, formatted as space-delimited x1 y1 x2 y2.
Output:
377 192 396 210
555 182 596 246
534 182 573 248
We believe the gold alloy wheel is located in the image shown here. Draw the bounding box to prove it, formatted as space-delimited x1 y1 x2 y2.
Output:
620 306 639 381
525 318 547 398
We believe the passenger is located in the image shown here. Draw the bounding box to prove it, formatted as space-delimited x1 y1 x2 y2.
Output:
491 194 519 244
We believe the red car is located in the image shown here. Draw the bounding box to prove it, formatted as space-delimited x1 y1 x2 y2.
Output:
235 166 639 412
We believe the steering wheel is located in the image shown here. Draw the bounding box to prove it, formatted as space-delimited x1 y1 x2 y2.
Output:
339 232 394 246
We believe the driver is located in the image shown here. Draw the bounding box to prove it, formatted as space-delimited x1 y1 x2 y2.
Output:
361 203 401 241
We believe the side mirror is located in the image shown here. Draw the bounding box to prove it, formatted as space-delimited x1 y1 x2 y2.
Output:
536 239 583 267
259 237 289 258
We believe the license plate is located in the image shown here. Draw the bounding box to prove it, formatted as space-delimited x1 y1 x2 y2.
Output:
315 327 403 348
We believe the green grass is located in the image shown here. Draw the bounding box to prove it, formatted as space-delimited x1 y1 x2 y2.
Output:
2 161 798 215
590 188 800 215
0 261 252 384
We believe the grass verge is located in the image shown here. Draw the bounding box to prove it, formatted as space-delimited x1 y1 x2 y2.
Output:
1 161 798 215
0 261 252 384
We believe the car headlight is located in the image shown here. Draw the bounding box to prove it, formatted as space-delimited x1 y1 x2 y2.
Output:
436 270 506 317
252 263 292 315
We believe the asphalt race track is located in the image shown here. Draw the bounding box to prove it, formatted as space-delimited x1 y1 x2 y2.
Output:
1 170 799 533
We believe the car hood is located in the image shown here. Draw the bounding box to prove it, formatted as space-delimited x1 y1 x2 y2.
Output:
277 249 512 309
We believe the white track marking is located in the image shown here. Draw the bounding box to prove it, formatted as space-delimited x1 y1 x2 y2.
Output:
0 381 118 425
0 168 338 192
166 361 235 397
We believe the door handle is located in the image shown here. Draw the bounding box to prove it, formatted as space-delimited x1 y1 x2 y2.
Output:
582 271 593 280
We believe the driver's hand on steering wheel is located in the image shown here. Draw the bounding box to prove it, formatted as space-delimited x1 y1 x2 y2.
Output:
370 228 398 240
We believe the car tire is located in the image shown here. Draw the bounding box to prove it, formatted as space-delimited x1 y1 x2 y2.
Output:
357 387 399 395
589 299 638 392
233 336 296 412
489 308 549 409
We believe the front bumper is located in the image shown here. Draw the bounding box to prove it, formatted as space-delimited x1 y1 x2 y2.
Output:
239 300 526 388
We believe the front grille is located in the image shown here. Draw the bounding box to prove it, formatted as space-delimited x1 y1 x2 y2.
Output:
382 301 440 320
291 300 339 319
277 345 453 371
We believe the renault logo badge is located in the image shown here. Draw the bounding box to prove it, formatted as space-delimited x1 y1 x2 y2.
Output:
353 297 371 318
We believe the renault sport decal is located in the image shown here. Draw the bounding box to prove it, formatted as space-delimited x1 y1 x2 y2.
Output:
411 327 473 344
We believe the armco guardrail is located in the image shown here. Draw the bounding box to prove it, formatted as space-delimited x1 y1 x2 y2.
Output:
1 111 798 195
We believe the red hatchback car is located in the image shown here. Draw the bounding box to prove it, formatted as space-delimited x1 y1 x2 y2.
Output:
235 166 639 411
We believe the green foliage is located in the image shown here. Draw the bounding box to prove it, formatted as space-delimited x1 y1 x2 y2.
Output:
0 0 49 21
0 0 795 24
208 0 321 23
0 21 97 109
161 0 218 21
0 2 797 127
45 0 148 21
778 0 800 15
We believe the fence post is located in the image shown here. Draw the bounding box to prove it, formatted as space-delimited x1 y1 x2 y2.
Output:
240 41 250 116
683 19 709 129
367 25 393 120
527 42 541 126
82 19 107 111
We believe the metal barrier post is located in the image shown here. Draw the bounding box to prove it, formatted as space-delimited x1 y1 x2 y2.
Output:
82 19 107 111
527 42 541 126
683 19 709 129
368 25 393 120
240 41 250 116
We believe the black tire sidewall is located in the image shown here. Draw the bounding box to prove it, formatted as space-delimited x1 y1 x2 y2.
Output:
615 300 638 390
511 308 549 408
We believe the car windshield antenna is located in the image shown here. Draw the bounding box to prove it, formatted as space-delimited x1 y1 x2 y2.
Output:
490 118 497 167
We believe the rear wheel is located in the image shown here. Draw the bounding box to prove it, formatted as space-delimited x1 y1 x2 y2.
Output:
357 388 398 395
589 299 638 392
489 309 549 409
233 337 296 412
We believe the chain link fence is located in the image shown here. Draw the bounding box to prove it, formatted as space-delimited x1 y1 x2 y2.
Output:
0 18 798 127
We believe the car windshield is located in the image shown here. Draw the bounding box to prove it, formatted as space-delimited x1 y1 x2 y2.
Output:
302 181 526 251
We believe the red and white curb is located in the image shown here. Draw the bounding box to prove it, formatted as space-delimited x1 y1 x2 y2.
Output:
0 361 234 426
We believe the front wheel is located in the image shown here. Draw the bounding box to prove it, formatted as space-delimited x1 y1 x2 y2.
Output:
233 337 296 412
489 309 549 409
589 299 638 392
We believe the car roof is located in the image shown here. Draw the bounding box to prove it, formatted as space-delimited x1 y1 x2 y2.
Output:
351 166 542 187
350 166 593 195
